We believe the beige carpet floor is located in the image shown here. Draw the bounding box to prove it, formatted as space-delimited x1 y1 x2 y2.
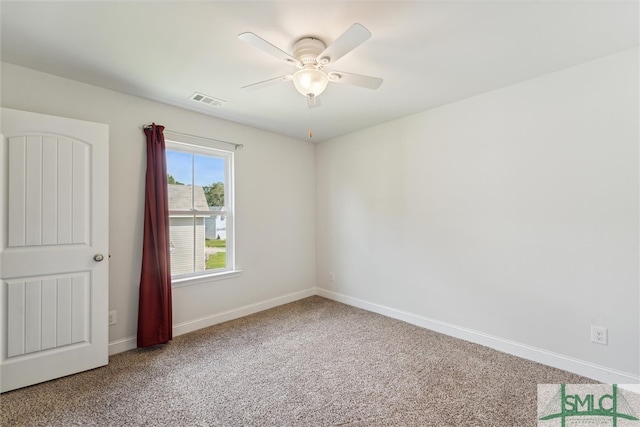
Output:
1 296 592 426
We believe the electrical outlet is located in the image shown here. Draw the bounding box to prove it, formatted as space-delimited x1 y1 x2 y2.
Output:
108 310 117 326
329 272 335 283
591 326 607 345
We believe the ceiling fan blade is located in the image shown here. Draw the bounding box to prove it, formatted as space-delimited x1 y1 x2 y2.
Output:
238 32 299 65
328 71 383 90
317 23 371 66
241 75 292 91
307 94 321 108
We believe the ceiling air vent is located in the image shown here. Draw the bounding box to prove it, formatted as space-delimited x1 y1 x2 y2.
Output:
190 92 226 107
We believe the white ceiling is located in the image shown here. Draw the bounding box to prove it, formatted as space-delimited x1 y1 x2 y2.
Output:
1 1 638 142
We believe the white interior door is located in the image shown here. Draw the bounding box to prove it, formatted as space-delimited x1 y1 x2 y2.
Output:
0 108 109 392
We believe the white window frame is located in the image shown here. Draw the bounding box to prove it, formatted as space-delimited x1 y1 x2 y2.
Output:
165 139 238 286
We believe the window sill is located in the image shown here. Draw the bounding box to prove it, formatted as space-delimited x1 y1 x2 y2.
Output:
171 269 243 288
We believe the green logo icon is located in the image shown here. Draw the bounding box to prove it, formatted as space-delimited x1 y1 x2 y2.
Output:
539 384 639 426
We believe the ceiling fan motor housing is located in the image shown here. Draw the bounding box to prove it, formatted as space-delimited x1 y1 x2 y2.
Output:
293 37 326 66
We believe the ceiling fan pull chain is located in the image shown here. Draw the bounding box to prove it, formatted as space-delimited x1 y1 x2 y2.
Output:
308 107 313 139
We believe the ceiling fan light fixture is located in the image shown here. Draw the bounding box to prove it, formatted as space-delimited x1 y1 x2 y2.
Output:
293 64 329 97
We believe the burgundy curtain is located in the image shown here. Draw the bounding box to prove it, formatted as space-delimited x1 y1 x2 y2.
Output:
137 123 172 347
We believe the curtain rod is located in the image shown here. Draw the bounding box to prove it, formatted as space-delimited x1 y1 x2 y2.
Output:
142 125 244 150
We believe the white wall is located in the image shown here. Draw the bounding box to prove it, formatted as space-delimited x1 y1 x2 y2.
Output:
1 63 316 349
316 48 639 379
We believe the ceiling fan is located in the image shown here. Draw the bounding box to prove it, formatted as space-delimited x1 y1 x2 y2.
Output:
238 23 383 109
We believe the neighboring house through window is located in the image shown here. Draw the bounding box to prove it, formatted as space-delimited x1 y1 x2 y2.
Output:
165 140 234 281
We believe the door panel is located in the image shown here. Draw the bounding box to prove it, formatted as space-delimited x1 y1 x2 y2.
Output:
1 108 108 392
8 135 90 247
6 273 90 357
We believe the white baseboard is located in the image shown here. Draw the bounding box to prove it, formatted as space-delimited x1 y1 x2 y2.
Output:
110 286 638 386
108 288 316 356
108 336 137 355
317 288 640 385
172 288 316 336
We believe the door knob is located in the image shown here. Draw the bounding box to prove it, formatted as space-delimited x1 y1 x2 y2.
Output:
94 254 104 262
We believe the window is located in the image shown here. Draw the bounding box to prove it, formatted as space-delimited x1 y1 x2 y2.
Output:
165 140 235 282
